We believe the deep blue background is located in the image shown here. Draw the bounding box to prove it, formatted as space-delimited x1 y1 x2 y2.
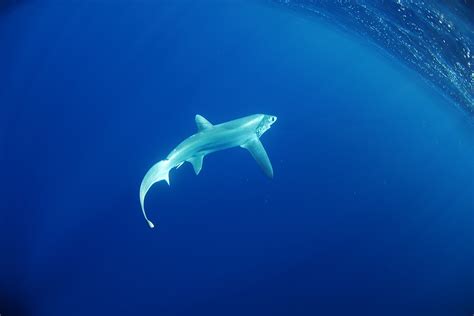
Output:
1 1 473 315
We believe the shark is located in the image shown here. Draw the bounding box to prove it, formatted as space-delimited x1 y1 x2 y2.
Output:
139 113 277 228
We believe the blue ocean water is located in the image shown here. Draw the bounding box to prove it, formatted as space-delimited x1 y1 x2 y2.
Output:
0 1 473 315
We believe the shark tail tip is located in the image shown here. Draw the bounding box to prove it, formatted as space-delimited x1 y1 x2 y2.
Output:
147 220 155 229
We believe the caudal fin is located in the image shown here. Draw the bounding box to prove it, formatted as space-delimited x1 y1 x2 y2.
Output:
139 160 172 228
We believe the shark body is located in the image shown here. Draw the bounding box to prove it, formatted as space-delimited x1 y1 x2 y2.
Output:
140 113 277 228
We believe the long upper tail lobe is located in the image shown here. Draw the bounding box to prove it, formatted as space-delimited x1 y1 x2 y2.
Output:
139 159 172 228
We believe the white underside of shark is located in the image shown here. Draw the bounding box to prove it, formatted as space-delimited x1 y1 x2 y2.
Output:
139 113 277 228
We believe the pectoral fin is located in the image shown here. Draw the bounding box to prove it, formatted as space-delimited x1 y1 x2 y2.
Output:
187 155 204 175
241 138 273 178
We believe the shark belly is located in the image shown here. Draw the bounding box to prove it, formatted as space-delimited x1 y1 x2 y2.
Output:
168 127 253 163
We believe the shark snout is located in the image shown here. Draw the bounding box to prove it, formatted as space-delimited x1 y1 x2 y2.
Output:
263 114 277 125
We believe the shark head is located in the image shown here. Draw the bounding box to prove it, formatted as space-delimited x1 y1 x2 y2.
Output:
256 114 277 137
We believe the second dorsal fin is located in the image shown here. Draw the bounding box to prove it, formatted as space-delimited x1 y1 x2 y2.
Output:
195 114 213 131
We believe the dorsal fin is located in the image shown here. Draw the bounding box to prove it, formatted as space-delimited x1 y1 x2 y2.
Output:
195 114 213 131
